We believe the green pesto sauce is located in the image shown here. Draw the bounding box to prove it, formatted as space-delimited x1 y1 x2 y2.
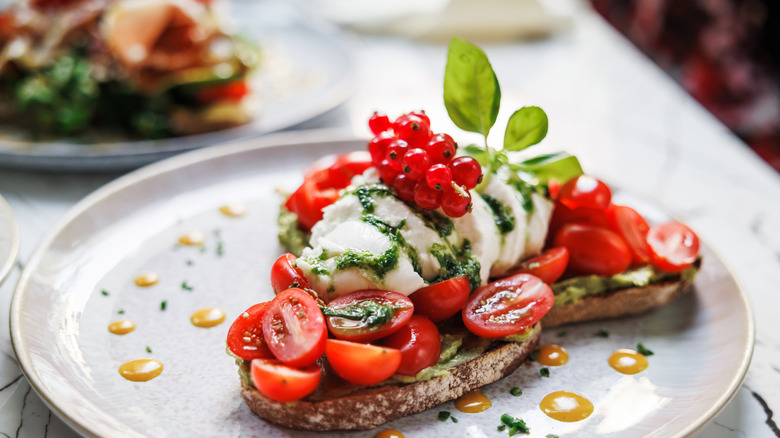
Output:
552 260 701 306
277 204 309 257
430 241 482 290
415 208 455 238
480 194 515 235
347 183 393 214
509 179 536 215
335 247 399 280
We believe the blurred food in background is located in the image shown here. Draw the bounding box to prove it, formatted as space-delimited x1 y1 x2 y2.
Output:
592 0 780 172
0 0 259 140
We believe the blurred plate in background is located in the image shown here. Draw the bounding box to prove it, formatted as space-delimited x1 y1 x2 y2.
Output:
0 0 356 172
0 194 19 286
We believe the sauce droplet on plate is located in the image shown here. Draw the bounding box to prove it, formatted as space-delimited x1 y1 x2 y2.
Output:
108 320 135 335
134 272 159 287
220 203 247 217
536 344 569 366
178 231 205 246
455 389 492 413
190 308 226 328
540 391 594 422
608 349 649 375
374 430 405 438
118 359 163 382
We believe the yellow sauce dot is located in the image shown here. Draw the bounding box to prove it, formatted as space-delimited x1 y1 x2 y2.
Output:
608 349 649 375
108 320 135 335
374 430 405 438
454 389 492 413
536 344 569 366
219 203 247 217
178 231 205 246
118 359 163 382
190 308 226 328
540 391 594 422
134 272 159 287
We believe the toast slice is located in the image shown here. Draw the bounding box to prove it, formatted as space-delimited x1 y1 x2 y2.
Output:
240 323 541 431
541 278 694 327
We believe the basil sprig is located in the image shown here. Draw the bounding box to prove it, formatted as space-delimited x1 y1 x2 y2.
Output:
443 38 582 189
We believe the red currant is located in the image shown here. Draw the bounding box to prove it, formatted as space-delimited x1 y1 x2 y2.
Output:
425 163 452 191
368 132 395 165
414 182 442 210
426 133 456 164
385 139 409 171
449 156 482 189
368 112 392 135
408 110 430 128
393 114 432 149
441 185 472 218
393 173 417 202
402 148 429 180
377 158 400 185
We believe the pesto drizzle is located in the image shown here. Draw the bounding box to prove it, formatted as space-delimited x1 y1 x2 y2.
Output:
480 194 515 234
430 240 481 290
320 301 408 327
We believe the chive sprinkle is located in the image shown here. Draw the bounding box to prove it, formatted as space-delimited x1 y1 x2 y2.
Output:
186 260 194 266
510 387 522 396
499 414 530 435
146 346 152 353
451 416 458 423
637 343 654 356
117 309 125 314
540 368 550 378
160 300 167 311
557 330 567 337
101 289 109 296
438 411 451 421
181 281 193 291
546 435 559 438
596 328 609 338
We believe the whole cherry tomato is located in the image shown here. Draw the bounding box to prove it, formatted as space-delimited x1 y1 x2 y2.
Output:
409 276 470 322
558 175 612 210
382 315 441 376
607 205 651 264
270 253 310 294
508 247 569 284
554 223 632 276
647 222 700 272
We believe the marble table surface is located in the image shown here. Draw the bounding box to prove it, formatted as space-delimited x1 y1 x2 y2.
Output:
1 3 779 437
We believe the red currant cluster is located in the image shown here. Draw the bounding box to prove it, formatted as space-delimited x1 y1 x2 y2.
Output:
367 111 483 218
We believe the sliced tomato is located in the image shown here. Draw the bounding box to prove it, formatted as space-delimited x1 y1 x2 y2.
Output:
284 177 340 232
270 253 310 294
382 315 441 376
647 222 700 272
607 205 651 264
325 339 401 385
250 359 321 402
409 276 470 322
547 199 611 243
558 175 612 210
226 302 274 360
324 290 413 343
305 151 373 189
554 223 632 276
262 288 327 367
196 80 250 104
509 247 569 284
462 273 553 338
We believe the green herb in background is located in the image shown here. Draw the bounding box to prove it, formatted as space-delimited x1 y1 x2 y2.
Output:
637 343 654 356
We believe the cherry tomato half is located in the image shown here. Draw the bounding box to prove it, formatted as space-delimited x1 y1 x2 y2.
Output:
284 177 340 232
554 223 632 276
509 247 569 284
647 222 700 272
262 288 327 367
382 315 441 376
547 200 611 244
305 152 373 189
196 80 250 104
325 339 401 385
462 273 553 338
324 290 414 343
270 253 310 294
409 276 470 322
226 302 274 360
558 175 612 210
250 359 321 402
607 205 651 264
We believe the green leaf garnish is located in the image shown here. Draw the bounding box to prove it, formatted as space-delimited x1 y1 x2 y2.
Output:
443 38 500 139
504 107 548 151
513 152 583 185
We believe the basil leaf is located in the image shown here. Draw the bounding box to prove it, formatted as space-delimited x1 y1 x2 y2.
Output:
504 106 548 151
514 152 583 184
443 37 501 138
463 144 490 166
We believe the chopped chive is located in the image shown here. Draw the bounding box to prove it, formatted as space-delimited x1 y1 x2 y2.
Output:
540 367 550 378
546 435 559 438
160 300 167 311
146 346 152 353
186 260 194 266
497 425 506 431
510 387 522 396
499 414 529 435
216 241 224 257
199 246 206 253
529 349 540 361
557 330 567 337
101 289 109 296
117 309 125 314
450 416 458 423
438 411 450 421
181 281 193 291
637 343 654 356
596 328 609 338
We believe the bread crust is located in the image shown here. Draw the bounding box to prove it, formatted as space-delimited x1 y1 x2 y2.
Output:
541 279 693 327
240 323 541 431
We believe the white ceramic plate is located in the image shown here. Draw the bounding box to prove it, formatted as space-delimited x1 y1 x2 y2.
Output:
10 132 754 437
0 194 19 285
0 1 355 172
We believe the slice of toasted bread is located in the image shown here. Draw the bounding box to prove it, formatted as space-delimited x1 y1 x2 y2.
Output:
240 323 541 431
541 278 693 327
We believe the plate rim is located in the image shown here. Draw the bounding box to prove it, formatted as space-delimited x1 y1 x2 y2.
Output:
0 194 20 286
9 130 756 437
